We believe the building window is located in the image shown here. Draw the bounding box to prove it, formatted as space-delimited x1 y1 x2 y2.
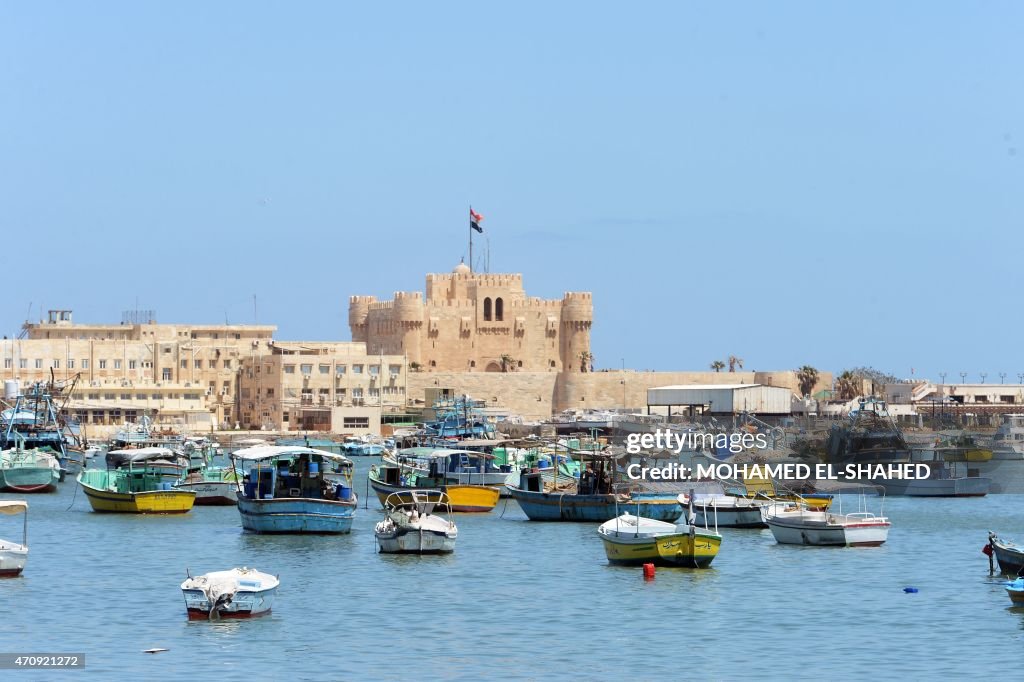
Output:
353 365 363 375
3 359 9 369
224 359 232 369
162 368 172 381
104 393 115 400
343 417 370 429
284 365 295 374
389 364 402 376
483 297 492 321
495 297 504 321
300 364 312 375
181 359 187 369
99 360 107 369
68 359 75 369
128 360 136 370
369 365 380 377
369 388 379 398
53 360 60 369
336 365 346 375
82 359 89 369
209 359 218 369
114 360 122 370
352 388 364 398
265 387 274 397
35 359 43 369
194 360 202 369
319 364 330 375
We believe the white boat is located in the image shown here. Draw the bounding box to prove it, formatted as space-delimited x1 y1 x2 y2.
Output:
374 491 458 554
181 567 279 620
0 501 29 577
764 499 890 547
692 492 770 528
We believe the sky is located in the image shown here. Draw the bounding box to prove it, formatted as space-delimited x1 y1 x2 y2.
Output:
1 2 1021 384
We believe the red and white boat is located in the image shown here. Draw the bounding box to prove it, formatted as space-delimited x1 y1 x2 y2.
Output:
764 502 890 547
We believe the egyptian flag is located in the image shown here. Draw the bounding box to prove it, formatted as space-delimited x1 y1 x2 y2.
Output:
470 208 484 233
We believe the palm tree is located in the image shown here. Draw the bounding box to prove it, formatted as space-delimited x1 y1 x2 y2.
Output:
728 355 744 372
836 370 861 400
797 365 819 397
711 360 725 373
579 351 594 373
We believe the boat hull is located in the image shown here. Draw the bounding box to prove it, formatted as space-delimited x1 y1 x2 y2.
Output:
877 476 989 497
80 483 196 513
993 539 1024 576
369 478 500 513
693 499 768 528
175 481 240 506
182 586 277 619
508 487 682 522
237 496 356 533
0 467 60 493
767 514 890 547
376 528 457 554
600 531 720 567
0 544 28 577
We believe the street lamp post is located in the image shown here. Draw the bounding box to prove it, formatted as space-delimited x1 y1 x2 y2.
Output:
1000 372 1007 384
980 373 988 384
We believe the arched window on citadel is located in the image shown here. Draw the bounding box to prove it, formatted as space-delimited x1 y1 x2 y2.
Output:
483 298 492 321
495 298 504 321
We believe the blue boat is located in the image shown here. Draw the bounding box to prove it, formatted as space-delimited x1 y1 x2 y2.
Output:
506 455 683 522
232 445 357 534
1 380 79 474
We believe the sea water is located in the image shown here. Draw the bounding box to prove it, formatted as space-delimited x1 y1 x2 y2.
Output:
1 458 1021 681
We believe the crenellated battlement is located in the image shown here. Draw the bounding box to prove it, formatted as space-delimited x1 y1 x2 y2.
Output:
392 291 423 301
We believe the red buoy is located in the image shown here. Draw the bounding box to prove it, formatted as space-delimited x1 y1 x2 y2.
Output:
643 563 655 579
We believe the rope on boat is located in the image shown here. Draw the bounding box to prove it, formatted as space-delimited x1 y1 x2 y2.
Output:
65 474 80 512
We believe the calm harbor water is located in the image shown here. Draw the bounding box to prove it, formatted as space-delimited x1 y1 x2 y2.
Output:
2 458 1023 681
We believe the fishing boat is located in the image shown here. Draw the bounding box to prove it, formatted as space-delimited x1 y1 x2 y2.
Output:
175 468 242 505
181 567 279 620
105 447 188 483
0 501 29 577
369 452 501 512
384 448 510 487
506 452 684 522
1005 577 1024 605
233 445 357 534
1 380 80 473
0 447 63 493
76 448 197 513
374 490 458 554
764 496 890 547
987 532 1024 576
598 496 722 568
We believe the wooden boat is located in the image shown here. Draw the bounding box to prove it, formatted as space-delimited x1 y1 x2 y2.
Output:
181 567 279 620
598 503 722 568
764 497 890 547
77 465 197 513
384 447 510 487
233 445 357 534
1005 577 1024 605
175 452 242 506
0 447 62 493
0 501 29 577
105 446 188 484
987 533 1024 576
375 491 458 554
507 454 683 522
368 458 501 513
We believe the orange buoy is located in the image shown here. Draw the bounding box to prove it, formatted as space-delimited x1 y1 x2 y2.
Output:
643 563 655 579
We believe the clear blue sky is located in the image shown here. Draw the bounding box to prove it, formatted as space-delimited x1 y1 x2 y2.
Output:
2 2 1021 383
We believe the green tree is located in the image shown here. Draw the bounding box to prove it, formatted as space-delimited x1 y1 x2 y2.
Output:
711 360 725 373
836 370 861 400
797 365 819 397
728 355 744 372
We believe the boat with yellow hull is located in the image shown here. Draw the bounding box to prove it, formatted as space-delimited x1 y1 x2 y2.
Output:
597 513 722 568
77 469 196 514
368 465 500 512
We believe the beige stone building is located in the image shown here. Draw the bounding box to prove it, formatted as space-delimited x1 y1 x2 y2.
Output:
236 342 406 434
349 263 593 373
2 310 275 434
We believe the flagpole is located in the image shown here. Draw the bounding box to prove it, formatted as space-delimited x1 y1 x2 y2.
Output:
469 205 474 273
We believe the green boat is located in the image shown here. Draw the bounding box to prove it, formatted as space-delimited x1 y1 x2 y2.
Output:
0 448 63 493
